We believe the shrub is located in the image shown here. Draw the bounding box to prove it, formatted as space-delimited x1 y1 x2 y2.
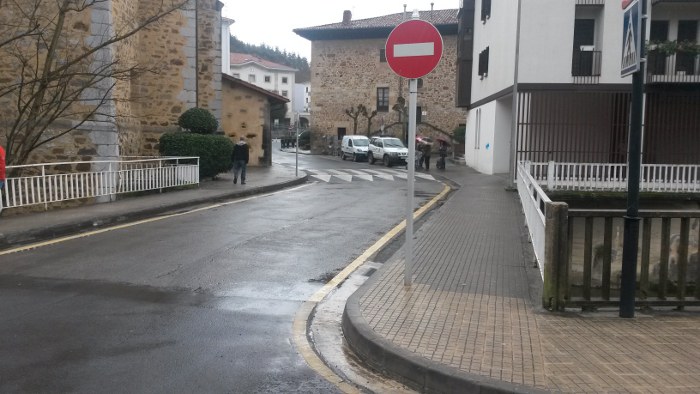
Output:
177 107 219 134
159 132 233 179
452 125 466 144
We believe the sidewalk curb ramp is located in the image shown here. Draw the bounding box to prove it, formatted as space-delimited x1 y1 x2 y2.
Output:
342 275 545 394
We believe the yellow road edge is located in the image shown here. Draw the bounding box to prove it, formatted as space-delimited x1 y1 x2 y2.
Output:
0 184 311 256
291 183 451 393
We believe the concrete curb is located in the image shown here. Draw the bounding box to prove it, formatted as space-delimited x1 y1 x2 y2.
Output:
340 174 546 393
342 272 545 394
0 175 308 250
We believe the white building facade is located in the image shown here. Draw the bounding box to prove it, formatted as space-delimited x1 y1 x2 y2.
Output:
229 53 297 124
458 0 700 176
292 82 311 127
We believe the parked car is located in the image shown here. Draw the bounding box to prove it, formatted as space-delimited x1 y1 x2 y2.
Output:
368 136 408 167
340 135 370 162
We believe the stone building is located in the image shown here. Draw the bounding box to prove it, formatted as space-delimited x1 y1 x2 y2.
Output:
294 9 466 152
221 74 288 166
229 53 298 125
0 0 223 166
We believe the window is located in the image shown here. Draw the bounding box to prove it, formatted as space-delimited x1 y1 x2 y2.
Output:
282 77 288 84
380 49 386 62
376 87 389 112
650 20 669 42
481 0 491 22
248 74 256 83
572 19 596 76
233 73 240 78
417 78 424 89
676 20 698 74
416 106 422 124
648 21 670 75
678 20 698 42
478 47 489 78
282 90 288 97
264 75 271 82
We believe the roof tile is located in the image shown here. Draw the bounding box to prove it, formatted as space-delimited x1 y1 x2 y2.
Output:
296 9 458 32
230 53 297 71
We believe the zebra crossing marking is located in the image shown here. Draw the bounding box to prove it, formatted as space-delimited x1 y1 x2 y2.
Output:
306 168 436 183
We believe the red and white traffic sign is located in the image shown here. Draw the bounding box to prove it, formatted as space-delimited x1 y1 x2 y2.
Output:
385 19 443 79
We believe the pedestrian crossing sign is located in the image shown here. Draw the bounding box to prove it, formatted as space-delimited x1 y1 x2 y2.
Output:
621 0 641 77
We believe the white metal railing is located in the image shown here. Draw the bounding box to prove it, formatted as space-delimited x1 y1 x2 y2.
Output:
647 51 700 83
526 161 700 193
0 157 199 212
517 161 550 278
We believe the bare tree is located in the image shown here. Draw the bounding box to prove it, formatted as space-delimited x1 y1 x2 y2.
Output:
360 106 377 137
344 104 364 135
0 0 190 167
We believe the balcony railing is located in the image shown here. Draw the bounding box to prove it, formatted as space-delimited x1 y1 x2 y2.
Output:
576 0 605 5
526 161 700 193
647 50 700 83
572 50 602 84
516 162 700 311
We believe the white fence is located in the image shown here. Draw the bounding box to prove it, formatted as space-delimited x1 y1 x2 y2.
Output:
516 162 550 279
0 157 199 212
526 161 700 193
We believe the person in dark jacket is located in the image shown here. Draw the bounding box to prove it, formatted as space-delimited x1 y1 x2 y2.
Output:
231 137 249 184
420 142 432 170
0 145 6 191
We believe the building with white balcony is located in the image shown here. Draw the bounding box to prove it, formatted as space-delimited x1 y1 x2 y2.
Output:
292 82 311 127
457 0 700 176
229 53 298 124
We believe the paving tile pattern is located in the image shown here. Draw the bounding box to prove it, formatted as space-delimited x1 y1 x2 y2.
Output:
357 169 700 393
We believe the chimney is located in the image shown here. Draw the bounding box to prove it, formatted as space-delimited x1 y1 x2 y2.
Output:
342 10 352 25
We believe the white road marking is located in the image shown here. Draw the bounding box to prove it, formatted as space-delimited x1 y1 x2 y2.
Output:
311 174 332 183
0 184 313 256
394 42 434 57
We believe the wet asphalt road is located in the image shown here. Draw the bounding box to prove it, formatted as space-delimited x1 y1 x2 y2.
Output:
0 149 443 393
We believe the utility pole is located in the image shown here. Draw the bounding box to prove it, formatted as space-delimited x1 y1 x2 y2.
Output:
619 0 647 318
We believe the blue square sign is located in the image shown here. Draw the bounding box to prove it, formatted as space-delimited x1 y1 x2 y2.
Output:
621 0 641 77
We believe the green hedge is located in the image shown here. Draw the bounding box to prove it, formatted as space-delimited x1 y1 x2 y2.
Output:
159 132 233 179
178 107 219 134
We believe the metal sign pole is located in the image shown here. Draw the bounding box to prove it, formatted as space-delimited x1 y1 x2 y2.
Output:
295 113 299 178
405 78 417 286
619 0 647 318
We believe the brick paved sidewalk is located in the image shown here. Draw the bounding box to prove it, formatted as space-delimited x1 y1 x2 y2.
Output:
343 167 700 393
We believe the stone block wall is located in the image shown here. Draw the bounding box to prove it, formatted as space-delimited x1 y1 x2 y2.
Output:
221 80 270 166
310 35 465 152
196 0 223 122
0 0 224 167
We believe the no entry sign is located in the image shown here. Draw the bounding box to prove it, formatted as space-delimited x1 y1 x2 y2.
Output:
385 19 443 79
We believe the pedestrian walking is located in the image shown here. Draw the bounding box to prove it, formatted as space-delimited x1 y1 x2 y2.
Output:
231 136 249 185
0 145 6 191
421 141 432 170
437 140 448 170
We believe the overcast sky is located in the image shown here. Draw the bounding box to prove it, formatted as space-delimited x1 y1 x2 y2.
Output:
221 1 460 60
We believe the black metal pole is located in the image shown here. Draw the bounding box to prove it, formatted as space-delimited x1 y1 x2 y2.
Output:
620 0 647 318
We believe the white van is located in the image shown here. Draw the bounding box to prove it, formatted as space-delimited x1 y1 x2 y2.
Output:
340 135 370 162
